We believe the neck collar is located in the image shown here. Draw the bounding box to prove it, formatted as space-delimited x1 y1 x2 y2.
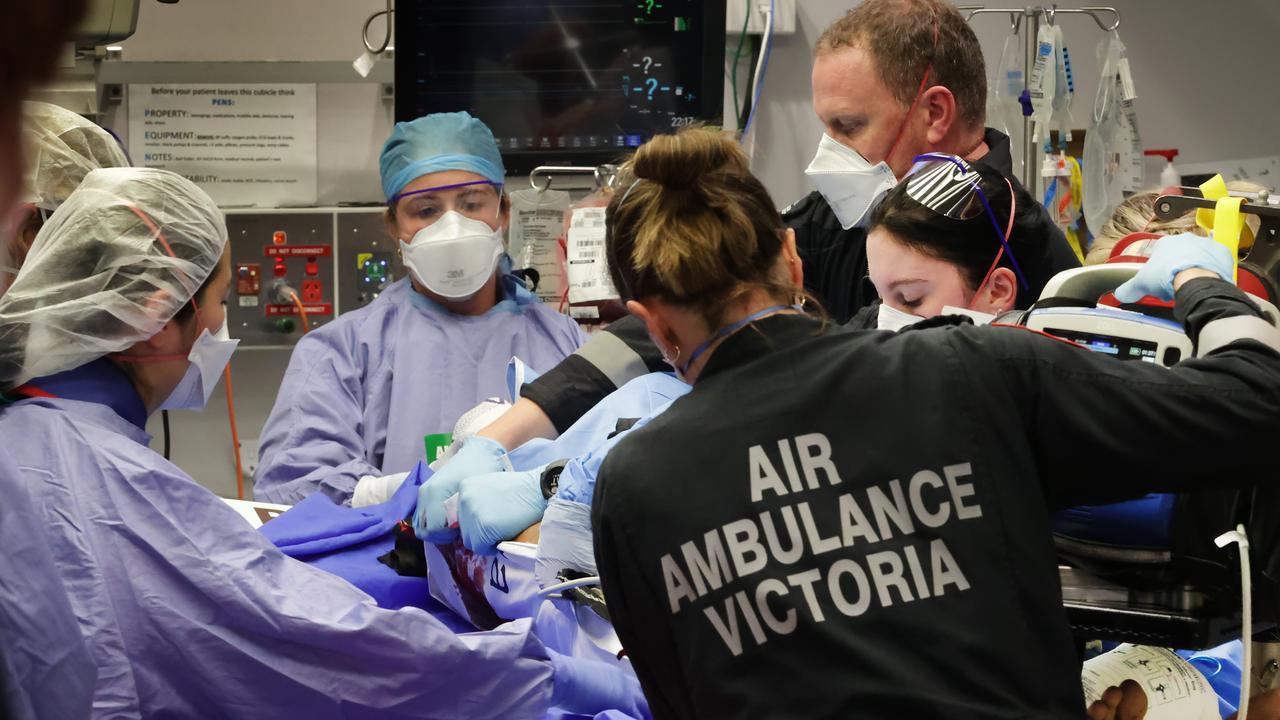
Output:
13 358 148 429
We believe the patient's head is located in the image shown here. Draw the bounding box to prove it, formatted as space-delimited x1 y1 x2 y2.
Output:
1087 180 1269 266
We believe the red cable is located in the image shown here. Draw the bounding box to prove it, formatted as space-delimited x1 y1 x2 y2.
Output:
974 177 1019 298
288 290 311 334
882 18 939 166
223 363 246 500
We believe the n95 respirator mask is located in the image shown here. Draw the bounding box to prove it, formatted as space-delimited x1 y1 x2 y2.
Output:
805 133 899 230
401 211 504 301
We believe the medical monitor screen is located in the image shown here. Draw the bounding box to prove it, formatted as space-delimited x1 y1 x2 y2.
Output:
394 0 726 175
1046 328 1160 363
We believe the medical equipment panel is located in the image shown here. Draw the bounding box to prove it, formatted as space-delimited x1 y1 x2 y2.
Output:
394 0 727 174
1026 306 1193 367
224 208 404 348
336 210 406 315
1045 329 1159 362
226 211 337 347
75 0 139 45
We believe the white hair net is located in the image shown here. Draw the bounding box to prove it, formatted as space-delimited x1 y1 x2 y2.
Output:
20 101 131 210
3 103 131 293
0 167 227 390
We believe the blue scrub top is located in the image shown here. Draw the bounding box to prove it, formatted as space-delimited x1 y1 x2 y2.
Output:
255 275 585 506
0 359 643 718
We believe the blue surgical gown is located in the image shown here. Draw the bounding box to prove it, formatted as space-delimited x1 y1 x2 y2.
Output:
255 275 584 505
0 445 95 720
508 372 689 472
0 359 643 719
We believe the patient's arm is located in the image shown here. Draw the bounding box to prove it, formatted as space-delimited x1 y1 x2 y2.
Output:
478 398 558 451
515 522 541 545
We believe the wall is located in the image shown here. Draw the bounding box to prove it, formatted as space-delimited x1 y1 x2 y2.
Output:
107 0 396 205
110 0 1280 498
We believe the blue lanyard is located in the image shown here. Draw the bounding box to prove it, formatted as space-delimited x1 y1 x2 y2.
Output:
679 304 804 375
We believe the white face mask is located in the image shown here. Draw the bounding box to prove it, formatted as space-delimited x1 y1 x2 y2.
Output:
400 211 504 301
939 305 998 326
876 302 926 332
804 133 899 230
159 315 239 411
877 303 998 333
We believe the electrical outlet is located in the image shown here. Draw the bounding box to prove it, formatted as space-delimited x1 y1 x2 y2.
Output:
241 437 259 477
726 0 796 35
302 279 323 303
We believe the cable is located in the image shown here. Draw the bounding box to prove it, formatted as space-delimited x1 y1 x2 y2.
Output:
161 409 171 460
737 33 762 131
728 0 751 126
223 364 246 500
536 575 602 599
558 236 570 313
362 0 394 54
741 0 776 156
287 290 311 334
1215 524 1252 720
744 1 775 135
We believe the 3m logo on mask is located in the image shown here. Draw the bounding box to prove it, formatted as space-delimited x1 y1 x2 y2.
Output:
399 211 504 300
658 432 983 657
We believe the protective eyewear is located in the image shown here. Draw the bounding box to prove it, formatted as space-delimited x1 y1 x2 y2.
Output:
905 153 1029 290
389 180 503 227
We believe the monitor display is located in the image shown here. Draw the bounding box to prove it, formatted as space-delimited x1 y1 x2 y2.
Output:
1045 328 1160 363
395 0 726 175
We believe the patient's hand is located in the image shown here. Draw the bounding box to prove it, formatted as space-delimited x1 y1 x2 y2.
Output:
515 522 541 545
1086 679 1147 720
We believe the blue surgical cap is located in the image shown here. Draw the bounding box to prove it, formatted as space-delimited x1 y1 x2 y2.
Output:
380 111 506 202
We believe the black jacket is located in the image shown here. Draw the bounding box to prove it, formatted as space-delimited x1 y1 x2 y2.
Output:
782 127 1079 322
523 129 1080 432
593 279 1280 719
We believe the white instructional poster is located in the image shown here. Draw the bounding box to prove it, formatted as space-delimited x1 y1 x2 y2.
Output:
128 84 317 206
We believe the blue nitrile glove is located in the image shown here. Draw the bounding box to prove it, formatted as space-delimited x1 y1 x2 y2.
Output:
413 435 507 543
1114 231 1236 303
534 497 597 588
458 467 547 555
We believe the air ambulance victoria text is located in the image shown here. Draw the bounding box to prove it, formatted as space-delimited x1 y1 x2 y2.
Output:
660 432 981 656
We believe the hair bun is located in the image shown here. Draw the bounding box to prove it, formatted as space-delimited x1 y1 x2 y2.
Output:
631 127 748 191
